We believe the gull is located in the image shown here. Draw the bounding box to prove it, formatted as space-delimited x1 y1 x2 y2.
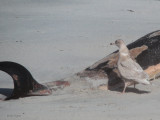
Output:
110 39 150 93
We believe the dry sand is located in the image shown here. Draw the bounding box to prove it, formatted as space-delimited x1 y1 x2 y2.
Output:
0 0 160 119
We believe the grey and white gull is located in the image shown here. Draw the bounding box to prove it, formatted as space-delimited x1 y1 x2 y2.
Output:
111 39 150 93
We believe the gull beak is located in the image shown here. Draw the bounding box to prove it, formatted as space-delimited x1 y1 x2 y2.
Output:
110 42 115 45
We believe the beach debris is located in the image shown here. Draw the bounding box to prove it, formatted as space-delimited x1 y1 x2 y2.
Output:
79 30 160 91
16 40 22 43
110 39 150 93
127 9 134 12
0 62 52 100
1 30 160 100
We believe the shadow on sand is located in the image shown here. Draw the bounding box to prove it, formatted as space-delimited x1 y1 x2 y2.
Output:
0 88 13 100
111 87 151 94
125 87 150 94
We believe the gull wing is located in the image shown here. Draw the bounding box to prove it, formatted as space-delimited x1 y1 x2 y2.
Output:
118 58 149 81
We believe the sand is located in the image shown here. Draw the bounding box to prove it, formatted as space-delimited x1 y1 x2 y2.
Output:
0 0 160 119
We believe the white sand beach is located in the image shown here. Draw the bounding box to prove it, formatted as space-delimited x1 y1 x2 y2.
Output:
0 0 160 119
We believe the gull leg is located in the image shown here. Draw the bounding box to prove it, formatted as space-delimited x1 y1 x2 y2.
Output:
154 75 156 80
134 83 136 88
122 82 127 93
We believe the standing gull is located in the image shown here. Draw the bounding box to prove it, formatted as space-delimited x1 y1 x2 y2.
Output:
111 39 150 93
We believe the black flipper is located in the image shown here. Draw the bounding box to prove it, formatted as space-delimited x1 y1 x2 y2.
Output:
0 61 52 100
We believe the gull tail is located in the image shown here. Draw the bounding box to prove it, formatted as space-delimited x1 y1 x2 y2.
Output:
140 79 151 85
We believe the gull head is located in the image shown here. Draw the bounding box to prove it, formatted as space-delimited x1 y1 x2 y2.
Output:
110 39 125 48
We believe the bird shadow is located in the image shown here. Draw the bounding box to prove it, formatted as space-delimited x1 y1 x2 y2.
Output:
114 87 150 94
0 88 13 99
